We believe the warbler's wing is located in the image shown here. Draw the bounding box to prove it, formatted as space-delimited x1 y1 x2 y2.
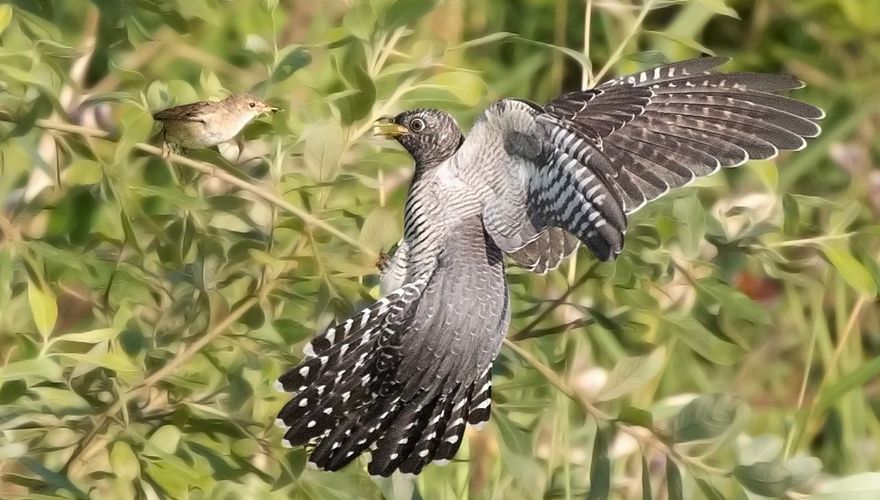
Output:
152 101 217 122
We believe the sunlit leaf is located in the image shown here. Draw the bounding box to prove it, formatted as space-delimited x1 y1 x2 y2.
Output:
597 346 665 401
0 5 12 35
303 120 344 182
662 315 746 365
110 441 141 481
146 426 182 456
673 394 741 442
27 279 57 340
818 242 877 296
51 328 120 345
693 0 740 18
817 356 880 412
64 159 103 186
783 456 822 487
420 72 486 107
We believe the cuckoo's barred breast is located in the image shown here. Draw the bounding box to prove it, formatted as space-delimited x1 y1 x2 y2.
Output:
276 57 822 475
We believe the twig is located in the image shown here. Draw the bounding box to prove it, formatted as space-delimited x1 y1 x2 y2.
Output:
0 115 376 258
593 0 656 83
583 0 594 89
503 338 723 478
509 263 598 341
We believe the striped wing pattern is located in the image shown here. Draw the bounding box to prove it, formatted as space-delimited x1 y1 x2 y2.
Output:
520 56 822 261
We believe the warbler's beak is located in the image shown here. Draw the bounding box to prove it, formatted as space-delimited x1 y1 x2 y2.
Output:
372 118 409 138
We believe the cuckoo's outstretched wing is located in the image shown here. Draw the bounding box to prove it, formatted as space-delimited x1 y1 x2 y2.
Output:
472 57 823 262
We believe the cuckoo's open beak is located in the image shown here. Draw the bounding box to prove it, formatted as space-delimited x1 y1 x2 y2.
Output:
372 118 409 138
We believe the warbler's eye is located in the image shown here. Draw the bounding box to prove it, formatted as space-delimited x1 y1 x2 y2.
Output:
249 102 256 108
409 118 426 132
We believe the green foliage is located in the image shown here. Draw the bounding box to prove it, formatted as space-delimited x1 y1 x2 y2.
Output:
1 0 879 499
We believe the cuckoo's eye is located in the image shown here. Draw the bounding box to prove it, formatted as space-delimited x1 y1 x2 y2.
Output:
249 102 257 108
409 118 426 132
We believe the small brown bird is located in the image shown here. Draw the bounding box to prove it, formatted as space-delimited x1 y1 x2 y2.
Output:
152 94 278 158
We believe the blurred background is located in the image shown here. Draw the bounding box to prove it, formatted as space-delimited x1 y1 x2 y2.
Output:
0 0 878 498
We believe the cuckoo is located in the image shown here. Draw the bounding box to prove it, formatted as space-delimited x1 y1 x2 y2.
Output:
275 57 822 475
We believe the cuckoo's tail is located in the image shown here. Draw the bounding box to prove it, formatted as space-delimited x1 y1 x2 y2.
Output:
277 218 508 475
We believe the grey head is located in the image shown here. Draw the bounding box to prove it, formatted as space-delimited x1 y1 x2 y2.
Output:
373 109 464 169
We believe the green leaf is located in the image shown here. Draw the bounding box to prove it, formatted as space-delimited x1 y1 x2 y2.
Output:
515 37 591 70
450 32 517 51
0 380 27 404
733 461 793 497
666 459 683 500
738 434 783 466
493 409 532 456
420 72 486 107
672 394 741 442
693 0 740 18
303 120 344 182
673 193 706 257
0 5 12 35
782 456 822 487
818 242 877 296
750 159 778 191
64 159 103 186
0 357 62 382
28 279 57 340
696 277 771 325
381 0 438 30
110 441 140 481
343 2 376 39
359 208 400 253
270 46 311 83
19 458 89 500
587 427 611 500
695 478 725 500
51 328 120 345
662 315 746 365
597 346 665 401
146 426 182 456
643 30 717 56
618 407 654 428
641 455 653 500
817 355 880 411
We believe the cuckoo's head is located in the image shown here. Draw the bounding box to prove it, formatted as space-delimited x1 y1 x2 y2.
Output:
373 109 464 168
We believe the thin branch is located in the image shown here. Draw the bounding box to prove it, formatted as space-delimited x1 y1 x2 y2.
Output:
0 115 376 258
509 263 598 341
593 0 656 83
503 338 723 478
583 0 595 89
